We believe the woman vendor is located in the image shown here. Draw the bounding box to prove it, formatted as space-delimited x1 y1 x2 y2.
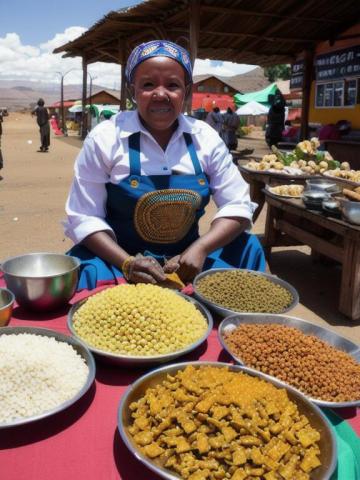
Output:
64 40 265 289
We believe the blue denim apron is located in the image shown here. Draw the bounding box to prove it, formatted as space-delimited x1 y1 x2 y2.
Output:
69 132 265 289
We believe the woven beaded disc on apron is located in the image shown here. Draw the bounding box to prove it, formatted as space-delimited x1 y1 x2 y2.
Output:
134 188 201 243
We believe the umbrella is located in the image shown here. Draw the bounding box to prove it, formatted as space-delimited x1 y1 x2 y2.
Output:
236 101 269 115
68 104 88 113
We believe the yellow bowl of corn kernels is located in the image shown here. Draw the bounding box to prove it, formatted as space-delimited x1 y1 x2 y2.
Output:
67 284 212 366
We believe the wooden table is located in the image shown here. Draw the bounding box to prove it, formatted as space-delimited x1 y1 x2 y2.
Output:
263 189 360 320
239 162 313 221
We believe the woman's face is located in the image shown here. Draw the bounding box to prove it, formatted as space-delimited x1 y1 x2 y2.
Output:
131 57 187 137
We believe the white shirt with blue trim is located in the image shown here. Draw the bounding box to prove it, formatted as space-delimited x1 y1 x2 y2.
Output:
64 111 257 244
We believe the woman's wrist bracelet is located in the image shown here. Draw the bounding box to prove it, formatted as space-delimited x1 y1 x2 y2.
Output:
121 256 135 280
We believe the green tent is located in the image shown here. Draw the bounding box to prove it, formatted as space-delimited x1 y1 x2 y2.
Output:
89 104 120 120
234 83 279 108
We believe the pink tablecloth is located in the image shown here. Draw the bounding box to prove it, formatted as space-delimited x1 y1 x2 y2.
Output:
0 285 359 480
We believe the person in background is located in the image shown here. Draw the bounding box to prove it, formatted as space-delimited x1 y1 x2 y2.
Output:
0 110 3 173
205 106 223 135
318 120 351 150
32 98 50 152
265 90 286 148
64 39 265 290
281 120 300 143
222 107 240 151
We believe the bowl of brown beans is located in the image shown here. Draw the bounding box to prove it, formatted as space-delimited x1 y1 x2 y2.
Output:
118 362 337 480
193 269 299 317
218 313 360 408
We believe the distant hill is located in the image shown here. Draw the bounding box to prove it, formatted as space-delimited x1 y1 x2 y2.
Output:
0 68 271 111
12 86 35 92
0 80 120 111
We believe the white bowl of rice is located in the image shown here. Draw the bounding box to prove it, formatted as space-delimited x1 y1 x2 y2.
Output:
0 326 95 428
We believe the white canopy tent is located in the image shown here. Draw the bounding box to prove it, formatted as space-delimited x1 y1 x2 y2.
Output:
236 101 269 116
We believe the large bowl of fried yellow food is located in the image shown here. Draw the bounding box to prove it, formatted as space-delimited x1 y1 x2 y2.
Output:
67 284 212 366
193 269 299 317
118 362 336 480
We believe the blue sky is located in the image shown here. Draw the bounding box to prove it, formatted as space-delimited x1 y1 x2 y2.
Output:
0 0 255 87
0 0 140 45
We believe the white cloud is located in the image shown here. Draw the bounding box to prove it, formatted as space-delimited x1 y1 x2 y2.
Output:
40 27 87 52
194 59 256 77
0 29 256 89
0 29 122 88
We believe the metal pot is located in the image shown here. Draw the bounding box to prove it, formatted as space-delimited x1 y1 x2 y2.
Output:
339 199 360 225
1 253 80 311
0 288 15 326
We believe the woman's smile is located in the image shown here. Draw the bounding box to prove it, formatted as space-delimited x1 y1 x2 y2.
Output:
132 56 186 144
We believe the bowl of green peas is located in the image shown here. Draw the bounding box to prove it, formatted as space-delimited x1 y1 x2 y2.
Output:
193 268 299 318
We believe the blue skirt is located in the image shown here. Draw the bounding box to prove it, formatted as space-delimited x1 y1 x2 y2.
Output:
68 232 265 291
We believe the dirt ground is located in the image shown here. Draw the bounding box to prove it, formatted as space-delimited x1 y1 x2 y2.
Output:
1 113 360 342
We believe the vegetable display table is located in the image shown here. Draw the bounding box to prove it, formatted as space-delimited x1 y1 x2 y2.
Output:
239 162 313 221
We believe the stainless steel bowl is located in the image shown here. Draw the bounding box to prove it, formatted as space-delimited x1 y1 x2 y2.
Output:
305 178 340 193
193 268 299 317
302 191 330 211
1 253 80 311
0 326 96 429
68 290 213 366
0 288 15 327
322 198 340 210
118 361 337 480
340 199 360 225
218 313 360 408
303 190 330 203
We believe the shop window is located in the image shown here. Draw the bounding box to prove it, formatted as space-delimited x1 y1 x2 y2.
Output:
316 79 358 108
324 83 334 107
345 79 357 106
224 86 229 93
316 84 324 107
333 82 343 107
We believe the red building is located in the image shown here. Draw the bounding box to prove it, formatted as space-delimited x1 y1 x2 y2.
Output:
192 68 269 112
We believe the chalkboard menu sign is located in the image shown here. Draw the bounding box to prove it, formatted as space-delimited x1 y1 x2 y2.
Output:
290 60 304 89
315 46 360 81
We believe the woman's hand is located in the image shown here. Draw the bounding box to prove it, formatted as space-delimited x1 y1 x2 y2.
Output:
126 255 166 284
165 244 208 283
164 217 250 284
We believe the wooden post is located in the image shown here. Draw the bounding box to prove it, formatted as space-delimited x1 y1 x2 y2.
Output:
60 75 65 133
119 38 127 111
81 57 88 139
300 49 314 141
187 0 200 115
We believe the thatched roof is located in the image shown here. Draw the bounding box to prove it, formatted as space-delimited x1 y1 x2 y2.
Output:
53 0 360 67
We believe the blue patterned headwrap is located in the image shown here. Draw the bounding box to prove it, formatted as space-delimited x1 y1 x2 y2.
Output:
125 40 192 84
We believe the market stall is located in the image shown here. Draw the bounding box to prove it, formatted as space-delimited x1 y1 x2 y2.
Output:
290 22 360 158
239 136 356 220
1 267 360 479
68 103 120 131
